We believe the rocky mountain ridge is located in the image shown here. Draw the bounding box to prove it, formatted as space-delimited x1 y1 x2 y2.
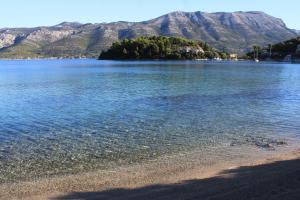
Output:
0 11 299 58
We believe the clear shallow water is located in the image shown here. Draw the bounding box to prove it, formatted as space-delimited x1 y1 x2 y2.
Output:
0 60 300 183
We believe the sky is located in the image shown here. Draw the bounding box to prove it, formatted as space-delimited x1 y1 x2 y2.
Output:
1 0 300 29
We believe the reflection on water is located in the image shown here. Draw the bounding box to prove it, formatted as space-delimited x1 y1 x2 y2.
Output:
0 60 300 183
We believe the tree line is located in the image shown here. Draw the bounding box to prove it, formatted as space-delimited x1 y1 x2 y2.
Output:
247 37 300 60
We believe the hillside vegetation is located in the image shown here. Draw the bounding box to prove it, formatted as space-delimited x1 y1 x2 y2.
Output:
99 36 228 60
248 37 300 60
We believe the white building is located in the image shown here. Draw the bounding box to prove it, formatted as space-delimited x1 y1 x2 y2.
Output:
180 46 204 54
229 54 238 60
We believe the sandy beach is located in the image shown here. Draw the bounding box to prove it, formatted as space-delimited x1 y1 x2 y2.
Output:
1 145 299 200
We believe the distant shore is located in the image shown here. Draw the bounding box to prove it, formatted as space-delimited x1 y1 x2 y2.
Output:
0 57 298 63
1 143 300 200
0 57 94 61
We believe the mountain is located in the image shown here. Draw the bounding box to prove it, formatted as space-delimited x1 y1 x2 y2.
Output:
0 11 299 58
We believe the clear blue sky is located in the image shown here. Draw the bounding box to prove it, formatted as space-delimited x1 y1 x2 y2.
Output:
1 0 299 29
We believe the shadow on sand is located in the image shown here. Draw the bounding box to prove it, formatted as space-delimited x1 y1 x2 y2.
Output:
54 158 300 200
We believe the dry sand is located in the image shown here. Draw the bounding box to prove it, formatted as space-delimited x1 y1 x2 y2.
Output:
1 146 300 200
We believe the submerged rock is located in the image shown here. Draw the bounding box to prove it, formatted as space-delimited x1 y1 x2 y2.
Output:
230 135 287 150
276 140 287 145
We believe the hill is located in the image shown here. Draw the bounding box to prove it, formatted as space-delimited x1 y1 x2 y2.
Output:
99 36 228 60
0 11 299 58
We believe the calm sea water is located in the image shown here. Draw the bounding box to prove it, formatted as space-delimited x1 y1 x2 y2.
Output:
0 60 300 183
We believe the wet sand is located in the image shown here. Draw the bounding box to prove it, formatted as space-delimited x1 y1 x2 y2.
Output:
1 145 300 200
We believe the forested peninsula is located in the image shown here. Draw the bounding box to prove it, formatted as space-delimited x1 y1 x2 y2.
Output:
99 36 229 60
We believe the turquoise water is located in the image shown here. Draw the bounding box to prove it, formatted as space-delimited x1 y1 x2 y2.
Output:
0 60 300 183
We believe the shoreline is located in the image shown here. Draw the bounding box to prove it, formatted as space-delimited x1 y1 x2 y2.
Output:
1 144 300 200
0 57 94 61
0 58 297 64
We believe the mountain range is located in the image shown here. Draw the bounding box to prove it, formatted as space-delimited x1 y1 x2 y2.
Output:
0 11 299 58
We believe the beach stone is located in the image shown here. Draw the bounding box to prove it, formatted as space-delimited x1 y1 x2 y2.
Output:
276 140 287 145
265 143 273 148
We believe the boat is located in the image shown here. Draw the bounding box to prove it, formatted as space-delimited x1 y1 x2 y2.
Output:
253 47 260 62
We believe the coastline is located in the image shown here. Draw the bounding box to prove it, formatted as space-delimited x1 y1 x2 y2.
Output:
0 57 295 63
0 57 93 61
1 143 300 200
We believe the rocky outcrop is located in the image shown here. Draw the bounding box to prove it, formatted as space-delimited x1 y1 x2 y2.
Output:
26 28 74 43
0 33 17 49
